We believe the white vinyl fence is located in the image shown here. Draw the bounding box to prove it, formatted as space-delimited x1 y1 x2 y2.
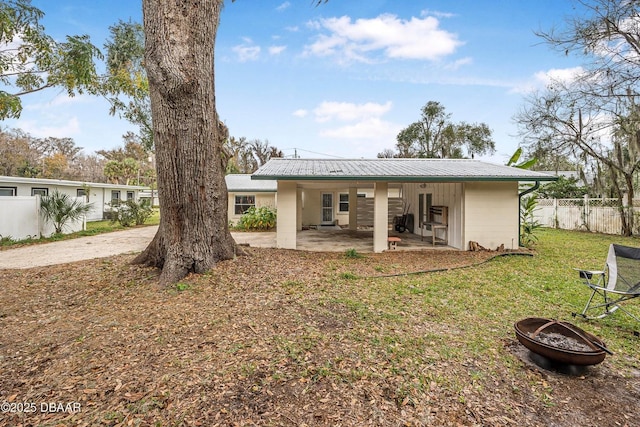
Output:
0 196 86 241
533 197 636 235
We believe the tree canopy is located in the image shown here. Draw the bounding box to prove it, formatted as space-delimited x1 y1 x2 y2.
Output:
379 101 495 159
515 0 640 235
0 0 102 119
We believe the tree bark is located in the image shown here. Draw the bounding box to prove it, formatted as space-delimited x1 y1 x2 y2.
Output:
134 0 235 286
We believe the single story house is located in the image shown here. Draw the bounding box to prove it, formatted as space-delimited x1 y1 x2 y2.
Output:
226 174 277 225
0 175 147 239
251 158 557 252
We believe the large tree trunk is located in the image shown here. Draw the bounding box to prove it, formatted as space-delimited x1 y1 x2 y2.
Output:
134 0 235 286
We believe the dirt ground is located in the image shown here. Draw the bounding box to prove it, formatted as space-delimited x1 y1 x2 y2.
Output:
0 248 638 427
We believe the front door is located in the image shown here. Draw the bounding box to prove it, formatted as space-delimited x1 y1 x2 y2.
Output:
321 193 334 224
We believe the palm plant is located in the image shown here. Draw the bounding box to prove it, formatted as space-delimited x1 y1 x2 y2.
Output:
40 190 94 234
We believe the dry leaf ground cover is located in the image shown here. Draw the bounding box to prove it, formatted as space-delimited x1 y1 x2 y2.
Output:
1 229 639 426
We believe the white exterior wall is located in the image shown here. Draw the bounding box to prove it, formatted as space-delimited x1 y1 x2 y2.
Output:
227 192 276 225
373 182 389 253
463 181 520 250
301 187 400 227
0 181 142 222
0 197 40 240
276 181 297 249
0 196 85 240
402 182 463 249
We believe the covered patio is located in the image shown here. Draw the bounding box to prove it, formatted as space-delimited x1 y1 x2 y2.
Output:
251 158 556 253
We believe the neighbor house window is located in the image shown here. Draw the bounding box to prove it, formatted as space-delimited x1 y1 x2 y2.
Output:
0 187 16 196
127 191 134 201
111 190 121 205
234 195 255 215
339 193 349 212
31 187 48 196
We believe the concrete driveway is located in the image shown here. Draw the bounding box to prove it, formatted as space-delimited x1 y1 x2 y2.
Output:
0 226 276 269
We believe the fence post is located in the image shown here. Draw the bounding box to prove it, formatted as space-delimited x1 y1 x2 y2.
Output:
584 194 589 231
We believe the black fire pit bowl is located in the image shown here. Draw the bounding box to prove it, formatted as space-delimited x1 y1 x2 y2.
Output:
514 317 610 366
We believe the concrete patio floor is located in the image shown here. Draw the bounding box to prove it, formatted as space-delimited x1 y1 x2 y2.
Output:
234 227 453 253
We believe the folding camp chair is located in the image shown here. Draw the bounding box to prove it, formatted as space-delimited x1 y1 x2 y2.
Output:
573 244 640 332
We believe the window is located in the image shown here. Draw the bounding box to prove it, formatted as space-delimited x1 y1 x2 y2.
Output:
234 195 255 215
31 187 48 196
77 188 86 198
339 193 349 212
111 190 121 205
127 191 135 201
0 187 16 196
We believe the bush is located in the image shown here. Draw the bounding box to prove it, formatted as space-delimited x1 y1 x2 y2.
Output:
110 199 153 227
40 190 93 234
236 206 276 230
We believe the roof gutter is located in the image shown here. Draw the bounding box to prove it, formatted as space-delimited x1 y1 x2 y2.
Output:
518 181 540 247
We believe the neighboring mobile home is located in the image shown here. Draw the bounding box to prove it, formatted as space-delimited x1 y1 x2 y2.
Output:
251 158 557 252
0 176 147 239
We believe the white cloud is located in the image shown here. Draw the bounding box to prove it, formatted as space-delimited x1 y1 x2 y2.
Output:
510 66 585 94
269 45 287 55
445 56 473 71
420 9 456 19
310 101 400 147
19 117 81 138
23 93 92 111
293 109 308 118
276 2 291 12
232 39 261 62
305 14 462 63
320 117 398 140
313 101 393 123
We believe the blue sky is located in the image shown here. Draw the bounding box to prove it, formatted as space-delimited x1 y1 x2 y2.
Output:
6 0 585 163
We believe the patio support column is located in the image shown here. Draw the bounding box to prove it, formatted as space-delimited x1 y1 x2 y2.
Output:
348 186 358 230
296 188 303 231
277 180 297 249
373 181 388 253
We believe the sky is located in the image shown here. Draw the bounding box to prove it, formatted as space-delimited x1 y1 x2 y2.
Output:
5 0 587 163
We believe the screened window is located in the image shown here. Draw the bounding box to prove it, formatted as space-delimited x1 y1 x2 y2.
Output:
111 190 121 205
234 195 255 215
339 193 349 212
31 187 48 196
0 187 16 196
127 191 135 201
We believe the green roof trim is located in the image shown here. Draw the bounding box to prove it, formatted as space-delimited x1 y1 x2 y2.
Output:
251 158 558 183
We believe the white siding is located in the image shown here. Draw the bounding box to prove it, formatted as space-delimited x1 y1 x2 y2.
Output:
463 181 519 250
402 183 463 249
227 192 276 225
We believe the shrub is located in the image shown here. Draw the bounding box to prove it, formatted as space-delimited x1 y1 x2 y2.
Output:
110 199 153 227
520 195 541 247
40 190 93 234
236 206 276 231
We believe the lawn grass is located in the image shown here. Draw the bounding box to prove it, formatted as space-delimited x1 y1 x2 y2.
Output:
1 227 638 425
317 228 640 380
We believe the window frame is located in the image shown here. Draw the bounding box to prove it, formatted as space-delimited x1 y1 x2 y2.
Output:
0 186 17 196
111 190 121 205
234 194 256 215
31 187 49 197
338 193 349 212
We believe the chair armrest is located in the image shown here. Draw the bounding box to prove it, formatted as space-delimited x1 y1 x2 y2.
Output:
573 268 604 280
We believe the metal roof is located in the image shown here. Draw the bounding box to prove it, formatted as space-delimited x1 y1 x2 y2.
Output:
225 174 277 192
251 158 558 182
0 175 148 190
